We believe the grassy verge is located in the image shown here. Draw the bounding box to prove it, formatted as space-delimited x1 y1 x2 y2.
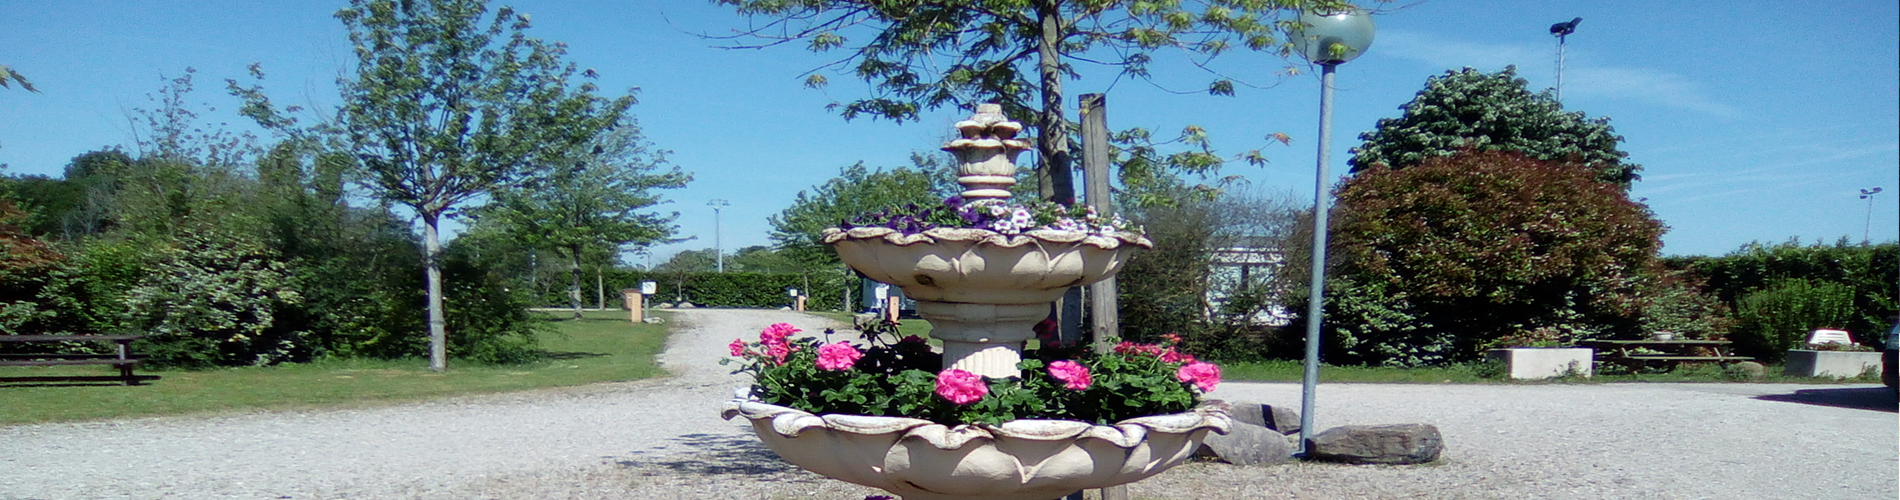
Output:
807 311 935 338
0 310 671 425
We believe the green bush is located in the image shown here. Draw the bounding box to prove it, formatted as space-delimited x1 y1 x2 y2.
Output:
1311 150 1664 366
1730 279 1858 363
1638 269 1735 341
122 231 303 368
1666 240 1896 350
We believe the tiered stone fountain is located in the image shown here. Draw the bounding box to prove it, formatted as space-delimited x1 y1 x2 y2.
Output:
723 104 1229 500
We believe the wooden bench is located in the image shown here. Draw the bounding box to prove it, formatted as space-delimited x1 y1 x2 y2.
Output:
0 335 159 385
1578 340 1755 372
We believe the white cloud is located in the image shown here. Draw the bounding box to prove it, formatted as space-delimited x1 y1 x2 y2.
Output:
1374 29 1738 117
1563 67 1739 117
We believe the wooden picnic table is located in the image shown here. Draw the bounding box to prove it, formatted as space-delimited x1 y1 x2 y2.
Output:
1577 339 1754 372
0 335 158 385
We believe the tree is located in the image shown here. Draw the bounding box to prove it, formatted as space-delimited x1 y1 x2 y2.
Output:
1350 66 1639 186
0 200 63 333
655 248 721 273
324 0 629 371
768 158 953 266
483 114 691 318
0 65 36 92
1316 150 1663 366
713 0 1353 202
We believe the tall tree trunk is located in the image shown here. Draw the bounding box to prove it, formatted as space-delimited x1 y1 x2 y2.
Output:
568 245 584 320
1035 0 1075 203
423 213 447 372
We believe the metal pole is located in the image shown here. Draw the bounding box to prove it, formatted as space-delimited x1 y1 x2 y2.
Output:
1556 34 1566 103
708 199 729 272
1864 192 1877 244
715 208 723 272
1298 62 1338 457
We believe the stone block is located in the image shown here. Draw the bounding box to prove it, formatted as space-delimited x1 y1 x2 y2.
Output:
1307 424 1443 465
1784 350 1884 378
1485 348 1593 379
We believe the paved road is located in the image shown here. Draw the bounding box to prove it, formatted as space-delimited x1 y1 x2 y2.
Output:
3 309 1894 499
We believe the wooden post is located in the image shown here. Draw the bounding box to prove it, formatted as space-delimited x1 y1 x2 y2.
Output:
1080 93 1119 354
886 296 901 323
1080 93 1129 500
795 295 807 312
622 289 643 324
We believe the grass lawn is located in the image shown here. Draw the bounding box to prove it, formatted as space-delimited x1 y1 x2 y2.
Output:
0 310 671 425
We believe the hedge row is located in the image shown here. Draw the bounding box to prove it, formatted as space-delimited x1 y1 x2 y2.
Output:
527 268 855 311
1665 241 1897 356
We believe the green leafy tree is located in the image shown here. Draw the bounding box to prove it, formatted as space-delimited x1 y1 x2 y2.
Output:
310 0 629 371
0 65 36 92
1314 150 1663 366
713 0 1354 201
727 245 810 274
1350 67 1639 186
768 159 953 266
655 248 720 273
482 114 691 318
0 201 64 334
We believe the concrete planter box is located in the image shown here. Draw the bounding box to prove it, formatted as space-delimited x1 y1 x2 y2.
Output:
1486 348 1594 379
1783 350 1884 378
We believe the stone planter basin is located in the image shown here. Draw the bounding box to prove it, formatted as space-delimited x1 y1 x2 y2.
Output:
722 399 1229 500
1784 349 1884 378
824 227 1151 305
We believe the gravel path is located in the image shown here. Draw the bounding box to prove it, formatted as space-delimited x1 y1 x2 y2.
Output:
4 309 1895 499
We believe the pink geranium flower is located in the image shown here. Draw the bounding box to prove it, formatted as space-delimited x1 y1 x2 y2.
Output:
1159 348 1195 364
760 323 800 343
816 343 863 371
935 369 988 405
1176 361 1221 392
728 338 747 357
1048 360 1092 390
765 342 792 365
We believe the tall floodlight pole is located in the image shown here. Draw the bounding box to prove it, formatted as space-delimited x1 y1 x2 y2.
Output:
708 199 730 272
1550 17 1581 103
1860 188 1884 244
1289 5 1374 458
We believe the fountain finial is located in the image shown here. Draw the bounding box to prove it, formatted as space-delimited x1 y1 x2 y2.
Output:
943 103 1030 200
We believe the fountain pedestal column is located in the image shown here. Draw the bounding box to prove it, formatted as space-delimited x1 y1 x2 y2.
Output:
914 301 1048 378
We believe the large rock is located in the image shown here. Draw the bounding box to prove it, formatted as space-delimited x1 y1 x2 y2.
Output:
1194 420 1292 465
1226 402 1302 436
1306 424 1443 465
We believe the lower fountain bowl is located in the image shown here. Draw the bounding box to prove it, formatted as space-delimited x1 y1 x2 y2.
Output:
721 400 1230 500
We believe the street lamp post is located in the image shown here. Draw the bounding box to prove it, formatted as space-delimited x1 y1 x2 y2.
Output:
1289 5 1375 458
708 199 730 272
1860 188 1883 244
1549 17 1582 103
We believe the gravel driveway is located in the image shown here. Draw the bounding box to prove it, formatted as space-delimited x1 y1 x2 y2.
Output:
3 309 1894 500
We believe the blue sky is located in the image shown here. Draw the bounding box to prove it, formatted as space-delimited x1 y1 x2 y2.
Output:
2 0 1895 263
